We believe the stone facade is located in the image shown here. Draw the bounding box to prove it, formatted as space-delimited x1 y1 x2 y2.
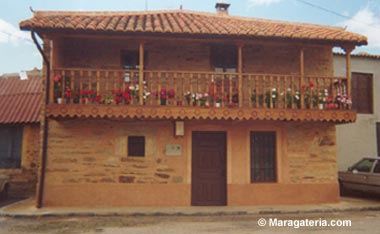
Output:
42 119 338 206
46 119 186 186
1 124 39 198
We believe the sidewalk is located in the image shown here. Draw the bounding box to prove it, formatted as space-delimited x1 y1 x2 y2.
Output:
1 197 379 218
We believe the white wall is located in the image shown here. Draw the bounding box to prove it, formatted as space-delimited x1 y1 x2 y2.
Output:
334 55 380 170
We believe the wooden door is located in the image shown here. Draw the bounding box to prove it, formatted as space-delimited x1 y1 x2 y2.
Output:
192 131 227 206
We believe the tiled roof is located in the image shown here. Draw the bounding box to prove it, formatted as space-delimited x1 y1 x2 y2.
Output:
0 77 42 124
334 52 380 59
20 10 367 45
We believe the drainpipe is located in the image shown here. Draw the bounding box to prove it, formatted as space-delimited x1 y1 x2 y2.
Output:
31 31 49 208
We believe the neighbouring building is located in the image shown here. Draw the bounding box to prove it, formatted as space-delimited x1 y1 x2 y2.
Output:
334 53 380 170
19 3 367 207
0 75 41 198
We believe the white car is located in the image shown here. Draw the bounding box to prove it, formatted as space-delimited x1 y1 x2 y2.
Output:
0 174 10 200
339 157 380 196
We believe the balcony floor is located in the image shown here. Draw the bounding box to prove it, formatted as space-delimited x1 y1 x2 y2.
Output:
46 104 356 123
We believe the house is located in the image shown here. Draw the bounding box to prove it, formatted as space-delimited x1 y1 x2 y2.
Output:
0 74 41 198
19 3 367 207
334 53 380 170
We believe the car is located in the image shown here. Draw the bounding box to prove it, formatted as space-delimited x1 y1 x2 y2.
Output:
339 157 380 196
0 174 10 201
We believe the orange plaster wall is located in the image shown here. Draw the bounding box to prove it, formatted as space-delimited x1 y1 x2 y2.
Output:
227 183 339 206
44 184 190 207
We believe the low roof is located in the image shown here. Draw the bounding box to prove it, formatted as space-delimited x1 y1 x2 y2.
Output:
20 10 367 46
0 76 42 124
334 52 380 60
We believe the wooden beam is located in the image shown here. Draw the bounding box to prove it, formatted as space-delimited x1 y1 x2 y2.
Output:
343 46 354 100
299 47 305 109
237 43 244 108
139 42 144 105
44 32 341 51
46 104 357 123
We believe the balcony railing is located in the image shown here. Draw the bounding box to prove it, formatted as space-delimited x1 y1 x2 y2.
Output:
51 68 351 111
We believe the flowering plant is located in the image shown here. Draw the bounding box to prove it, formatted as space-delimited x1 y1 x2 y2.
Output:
318 89 329 104
184 91 192 105
53 74 71 99
282 88 300 108
153 88 174 105
112 90 124 104
80 90 96 104
251 88 276 108
127 83 151 102
302 82 318 107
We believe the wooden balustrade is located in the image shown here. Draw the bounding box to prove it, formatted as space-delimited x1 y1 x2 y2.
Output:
52 68 350 110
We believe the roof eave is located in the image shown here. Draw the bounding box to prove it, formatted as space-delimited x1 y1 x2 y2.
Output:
21 26 367 47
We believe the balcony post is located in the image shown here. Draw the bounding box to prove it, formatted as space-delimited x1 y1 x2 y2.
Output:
299 47 305 109
139 42 145 105
343 46 354 100
237 42 244 108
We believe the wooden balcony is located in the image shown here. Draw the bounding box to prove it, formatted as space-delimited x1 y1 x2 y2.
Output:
47 68 356 122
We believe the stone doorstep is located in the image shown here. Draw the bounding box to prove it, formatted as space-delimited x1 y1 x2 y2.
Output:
1 197 380 218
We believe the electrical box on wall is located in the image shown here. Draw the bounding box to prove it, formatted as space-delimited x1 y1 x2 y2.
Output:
165 144 182 156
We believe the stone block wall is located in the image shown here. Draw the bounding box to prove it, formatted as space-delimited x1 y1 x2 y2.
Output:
286 123 337 184
46 119 187 186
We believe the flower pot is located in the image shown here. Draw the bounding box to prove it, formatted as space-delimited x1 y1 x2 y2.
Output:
215 102 221 108
160 99 167 106
318 103 324 110
57 98 63 104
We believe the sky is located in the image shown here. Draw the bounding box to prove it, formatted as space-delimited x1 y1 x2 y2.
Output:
1 0 380 75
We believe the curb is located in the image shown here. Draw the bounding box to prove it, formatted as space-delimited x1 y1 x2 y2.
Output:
2 206 380 218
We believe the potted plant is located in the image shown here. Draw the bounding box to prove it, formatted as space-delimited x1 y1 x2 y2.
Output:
318 89 329 110
53 74 63 104
184 91 191 106
265 88 277 108
214 95 222 108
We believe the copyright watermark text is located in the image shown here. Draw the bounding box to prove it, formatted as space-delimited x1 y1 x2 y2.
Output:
258 218 351 229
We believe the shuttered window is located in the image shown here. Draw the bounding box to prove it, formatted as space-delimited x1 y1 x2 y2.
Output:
0 126 23 169
250 131 277 183
351 73 373 114
128 136 145 157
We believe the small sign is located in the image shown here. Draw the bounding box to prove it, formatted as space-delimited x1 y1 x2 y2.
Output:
165 144 182 156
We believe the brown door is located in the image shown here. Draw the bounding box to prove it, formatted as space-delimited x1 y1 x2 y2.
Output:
192 131 227 206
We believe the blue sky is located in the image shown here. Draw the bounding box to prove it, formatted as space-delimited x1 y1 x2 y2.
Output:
1 0 380 75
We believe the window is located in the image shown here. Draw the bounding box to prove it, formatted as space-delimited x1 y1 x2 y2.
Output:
374 160 380 174
351 73 373 114
351 159 375 173
120 50 148 83
0 126 23 169
210 45 237 72
250 131 277 183
128 136 145 157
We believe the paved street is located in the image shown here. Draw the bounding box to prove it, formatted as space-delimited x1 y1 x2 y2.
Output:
0 210 379 234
